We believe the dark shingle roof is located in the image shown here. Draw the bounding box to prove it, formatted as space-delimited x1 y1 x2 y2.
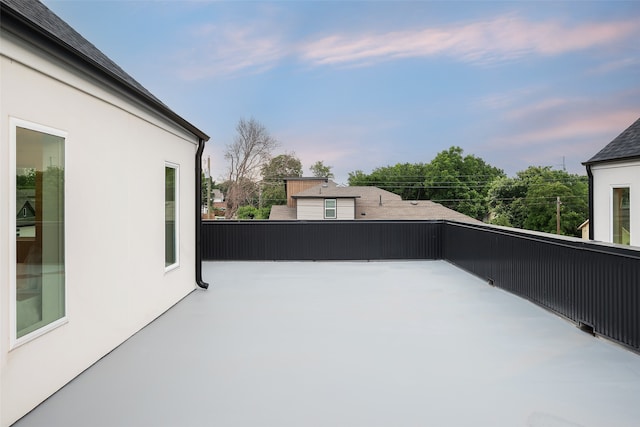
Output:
584 117 640 165
0 0 208 141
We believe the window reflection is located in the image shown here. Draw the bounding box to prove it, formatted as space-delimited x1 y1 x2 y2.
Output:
16 126 65 338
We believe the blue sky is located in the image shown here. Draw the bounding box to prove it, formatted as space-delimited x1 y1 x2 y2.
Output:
44 0 640 184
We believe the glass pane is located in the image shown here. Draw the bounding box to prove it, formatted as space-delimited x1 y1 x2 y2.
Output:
165 166 177 267
16 127 65 338
325 199 336 218
613 187 630 245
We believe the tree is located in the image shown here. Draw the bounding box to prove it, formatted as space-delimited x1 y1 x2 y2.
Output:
261 153 303 180
487 166 588 236
346 147 503 219
486 176 528 228
348 163 428 200
224 117 278 218
422 146 504 220
260 153 303 210
310 161 334 178
236 205 270 220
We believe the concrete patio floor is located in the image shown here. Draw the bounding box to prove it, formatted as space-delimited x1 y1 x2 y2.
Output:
13 261 640 427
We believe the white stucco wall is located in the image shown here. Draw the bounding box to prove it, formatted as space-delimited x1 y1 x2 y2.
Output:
296 198 355 220
1 31 199 426
590 160 640 246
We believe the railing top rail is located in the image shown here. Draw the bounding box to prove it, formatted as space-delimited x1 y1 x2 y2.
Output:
442 220 640 260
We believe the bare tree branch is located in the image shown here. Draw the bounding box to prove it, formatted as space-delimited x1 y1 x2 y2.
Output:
224 118 278 218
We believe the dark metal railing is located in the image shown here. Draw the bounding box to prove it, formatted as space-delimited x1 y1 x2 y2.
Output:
202 220 640 353
202 220 442 260
442 222 640 353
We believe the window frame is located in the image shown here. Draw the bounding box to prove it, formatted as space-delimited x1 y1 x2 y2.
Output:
165 162 180 272
324 198 337 219
611 185 631 245
10 118 68 349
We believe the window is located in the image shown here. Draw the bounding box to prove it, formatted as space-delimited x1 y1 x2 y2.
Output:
165 163 179 269
612 187 630 245
325 199 336 219
12 120 66 344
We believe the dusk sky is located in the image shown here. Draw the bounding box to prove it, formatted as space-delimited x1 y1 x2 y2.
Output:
44 0 640 184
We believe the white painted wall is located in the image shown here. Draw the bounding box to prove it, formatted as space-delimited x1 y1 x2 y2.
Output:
297 199 324 220
296 198 355 220
1 31 199 426
337 198 356 220
591 160 640 246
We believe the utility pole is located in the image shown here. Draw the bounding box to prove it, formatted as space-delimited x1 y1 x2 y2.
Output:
556 196 562 234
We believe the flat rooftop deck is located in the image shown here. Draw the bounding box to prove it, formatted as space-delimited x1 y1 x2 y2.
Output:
14 261 640 426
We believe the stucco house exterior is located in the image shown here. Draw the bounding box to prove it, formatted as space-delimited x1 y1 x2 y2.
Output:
269 180 481 223
583 117 640 246
1 1 209 425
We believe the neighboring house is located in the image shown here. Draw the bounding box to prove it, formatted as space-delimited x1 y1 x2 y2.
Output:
202 190 224 217
1 1 209 425
583 117 640 246
212 189 224 203
269 180 481 223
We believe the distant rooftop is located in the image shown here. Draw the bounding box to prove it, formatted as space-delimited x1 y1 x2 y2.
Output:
272 180 481 223
14 261 640 427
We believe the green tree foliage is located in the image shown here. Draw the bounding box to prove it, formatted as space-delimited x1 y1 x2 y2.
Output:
261 153 303 180
348 146 504 220
16 169 37 189
487 166 588 236
310 160 334 178
236 205 270 219
422 147 504 219
260 153 303 210
348 163 428 200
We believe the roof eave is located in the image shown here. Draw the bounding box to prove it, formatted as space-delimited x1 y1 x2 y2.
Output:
292 195 361 199
582 154 640 167
1 1 209 142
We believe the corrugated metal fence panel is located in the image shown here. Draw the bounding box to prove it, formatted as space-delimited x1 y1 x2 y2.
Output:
443 222 640 353
202 220 442 261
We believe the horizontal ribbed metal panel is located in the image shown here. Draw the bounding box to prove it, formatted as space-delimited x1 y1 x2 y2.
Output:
202 220 442 261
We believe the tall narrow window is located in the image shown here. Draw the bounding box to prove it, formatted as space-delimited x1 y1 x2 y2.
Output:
612 187 630 245
165 163 179 269
14 123 66 340
325 199 336 219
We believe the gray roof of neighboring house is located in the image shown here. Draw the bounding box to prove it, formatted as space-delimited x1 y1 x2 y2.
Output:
356 199 483 223
268 205 297 220
292 182 402 201
274 182 480 223
0 0 208 141
584 117 640 165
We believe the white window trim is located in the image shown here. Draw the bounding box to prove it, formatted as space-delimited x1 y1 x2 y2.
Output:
610 184 631 244
324 198 337 219
165 162 180 272
9 118 68 350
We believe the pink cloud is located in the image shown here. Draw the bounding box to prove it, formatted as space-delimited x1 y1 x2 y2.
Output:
176 12 638 79
490 109 639 148
300 15 638 68
177 24 288 80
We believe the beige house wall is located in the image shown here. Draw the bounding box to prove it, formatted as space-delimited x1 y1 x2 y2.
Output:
296 198 355 220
